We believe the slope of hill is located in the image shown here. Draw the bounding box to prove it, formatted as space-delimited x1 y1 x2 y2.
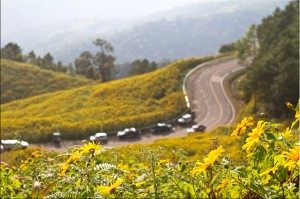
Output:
0 59 93 104
1 55 221 143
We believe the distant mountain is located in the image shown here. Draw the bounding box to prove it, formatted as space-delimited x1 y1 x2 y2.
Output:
1 0 287 64
110 0 288 62
0 59 93 104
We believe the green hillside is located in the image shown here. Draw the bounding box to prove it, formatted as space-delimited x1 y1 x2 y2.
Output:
1 55 222 142
0 59 93 104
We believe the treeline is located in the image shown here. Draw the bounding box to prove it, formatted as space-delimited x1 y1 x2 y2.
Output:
1 43 72 73
220 1 299 118
1 40 161 82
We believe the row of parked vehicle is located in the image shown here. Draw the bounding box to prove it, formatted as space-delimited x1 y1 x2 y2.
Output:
0 114 206 151
89 113 206 144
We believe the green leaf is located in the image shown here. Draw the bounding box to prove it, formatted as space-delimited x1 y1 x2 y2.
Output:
269 140 275 151
249 179 266 195
265 132 277 141
231 167 248 178
277 165 289 182
253 145 267 165
181 164 186 172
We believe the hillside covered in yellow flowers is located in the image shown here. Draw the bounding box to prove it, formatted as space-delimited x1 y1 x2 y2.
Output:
0 59 93 104
1 55 220 142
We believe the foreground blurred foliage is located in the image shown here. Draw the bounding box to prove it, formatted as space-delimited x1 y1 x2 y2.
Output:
1 54 228 143
1 101 299 198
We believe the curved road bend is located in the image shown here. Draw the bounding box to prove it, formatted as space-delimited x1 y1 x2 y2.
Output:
37 58 244 150
185 58 244 130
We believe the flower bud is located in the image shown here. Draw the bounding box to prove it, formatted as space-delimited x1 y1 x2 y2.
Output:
286 102 294 110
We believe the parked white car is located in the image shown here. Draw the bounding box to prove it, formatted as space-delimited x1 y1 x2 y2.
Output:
187 124 206 133
178 114 193 125
1 140 29 152
89 132 108 144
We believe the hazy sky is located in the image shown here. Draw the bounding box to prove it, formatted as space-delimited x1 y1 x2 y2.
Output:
2 0 208 32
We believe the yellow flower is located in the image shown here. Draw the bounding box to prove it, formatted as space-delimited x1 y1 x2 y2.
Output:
158 159 169 166
135 181 146 187
242 121 265 152
191 145 224 176
117 164 129 170
66 151 81 165
32 151 43 158
98 178 123 195
281 127 292 140
58 163 70 177
80 142 101 155
259 166 278 184
216 178 228 193
231 117 253 138
20 158 32 171
145 185 154 192
282 145 300 170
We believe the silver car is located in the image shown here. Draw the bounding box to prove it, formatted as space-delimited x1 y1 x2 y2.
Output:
89 132 108 144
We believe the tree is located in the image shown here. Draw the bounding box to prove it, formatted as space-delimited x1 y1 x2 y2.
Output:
74 51 95 79
42 53 54 70
236 24 259 66
0 42 23 61
67 63 75 75
129 59 157 76
93 39 115 82
241 1 299 117
27 50 37 64
218 43 236 53
55 61 68 73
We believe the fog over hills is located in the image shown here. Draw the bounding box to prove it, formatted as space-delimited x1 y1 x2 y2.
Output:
1 0 288 64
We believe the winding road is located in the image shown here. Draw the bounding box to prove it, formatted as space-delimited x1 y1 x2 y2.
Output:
38 57 245 151
185 57 244 130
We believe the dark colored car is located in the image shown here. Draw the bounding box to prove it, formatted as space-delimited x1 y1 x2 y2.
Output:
150 123 173 133
89 132 108 144
117 128 139 139
178 113 193 125
187 124 206 133
53 132 61 148
1 140 29 152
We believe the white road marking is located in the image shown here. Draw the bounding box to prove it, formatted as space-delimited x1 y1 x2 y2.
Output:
211 75 223 83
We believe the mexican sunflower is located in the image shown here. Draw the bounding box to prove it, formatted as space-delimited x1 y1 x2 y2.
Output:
242 121 265 152
216 178 228 193
231 117 253 138
98 178 123 195
80 141 101 155
282 145 300 171
259 166 278 184
191 145 224 176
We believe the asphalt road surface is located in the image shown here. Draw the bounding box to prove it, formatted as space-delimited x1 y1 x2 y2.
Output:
185 58 244 130
37 57 244 151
